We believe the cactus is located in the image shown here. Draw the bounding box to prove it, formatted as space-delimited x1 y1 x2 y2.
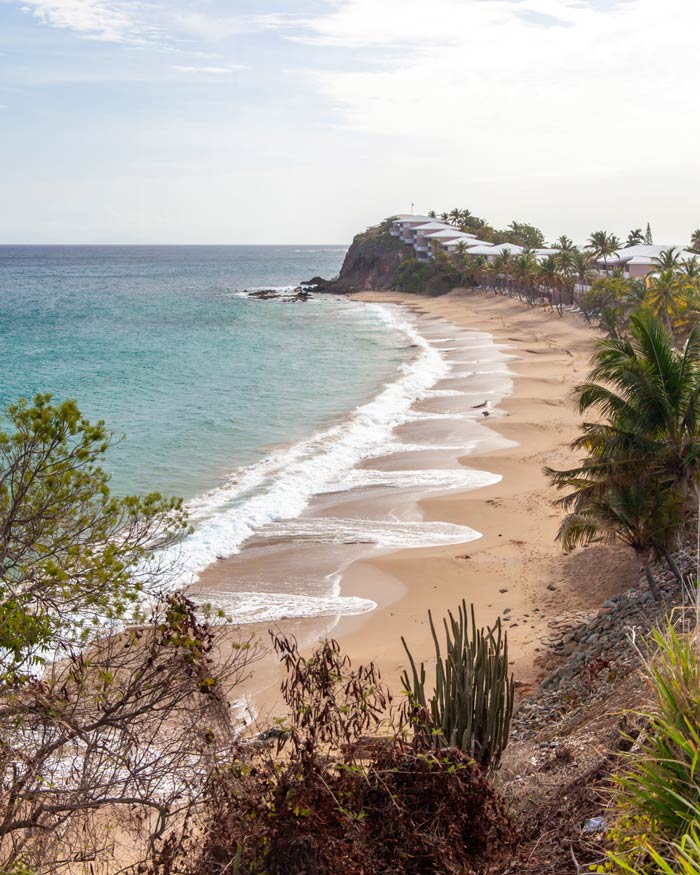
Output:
401 601 514 772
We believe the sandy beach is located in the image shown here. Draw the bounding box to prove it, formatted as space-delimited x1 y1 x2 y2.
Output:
199 288 641 718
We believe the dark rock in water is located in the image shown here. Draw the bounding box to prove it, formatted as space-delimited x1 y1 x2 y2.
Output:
248 289 280 300
247 288 311 303
301 275 333 290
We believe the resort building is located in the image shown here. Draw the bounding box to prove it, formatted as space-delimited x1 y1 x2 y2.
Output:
598 244 699 279
424 229 477 258
533 248 560 261
410 222 463 258
389 216 439 243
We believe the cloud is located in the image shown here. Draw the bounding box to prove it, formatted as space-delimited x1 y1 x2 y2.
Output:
0 104 7 109
172 64 247 75
170 11 287 42
293 0 700 179
17 0 158 44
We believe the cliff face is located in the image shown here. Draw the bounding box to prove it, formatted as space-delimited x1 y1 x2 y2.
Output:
326 228 410 292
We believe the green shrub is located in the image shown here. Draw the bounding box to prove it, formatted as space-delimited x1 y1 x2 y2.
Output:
393 258 437 292
607 826 700 874
605 624 700 872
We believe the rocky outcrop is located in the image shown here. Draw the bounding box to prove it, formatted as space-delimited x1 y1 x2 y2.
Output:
305 226 411 293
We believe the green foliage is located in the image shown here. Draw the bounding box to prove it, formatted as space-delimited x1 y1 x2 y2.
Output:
643 258 699 340
501 220 546 249
547 313 700 496
393 257 436 292
607 827 700 874
615 626 700 840
580 275 639 337
547 313 700 596
587 230 622 266
401 601 514 772
602 629 700 873
151 635 512 875
0 394 189 680
555 478 684 599
393 257 456 295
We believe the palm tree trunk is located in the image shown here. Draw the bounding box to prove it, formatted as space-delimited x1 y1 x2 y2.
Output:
660 548 684 587
642 563 662 602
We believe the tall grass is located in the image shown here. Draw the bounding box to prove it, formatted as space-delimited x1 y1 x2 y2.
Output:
606 624 700 872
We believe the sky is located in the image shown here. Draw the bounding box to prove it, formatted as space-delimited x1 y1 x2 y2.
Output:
1 0 700 244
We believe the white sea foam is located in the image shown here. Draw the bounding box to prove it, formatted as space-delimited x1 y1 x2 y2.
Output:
159 303 454 585
191 591 377 624
252 517 481 548
320 468 501 493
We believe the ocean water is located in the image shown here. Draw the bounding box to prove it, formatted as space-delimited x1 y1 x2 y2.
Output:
0 245 405 496
0 245 514 625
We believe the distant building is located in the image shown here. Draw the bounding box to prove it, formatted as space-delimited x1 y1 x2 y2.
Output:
464 243 524 261
409 222 461 258
597 244 698 279
442 237 494 253
424 229 477 258
389 216 438 243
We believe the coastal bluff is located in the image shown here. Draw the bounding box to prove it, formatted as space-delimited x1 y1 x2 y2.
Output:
307 224 413 292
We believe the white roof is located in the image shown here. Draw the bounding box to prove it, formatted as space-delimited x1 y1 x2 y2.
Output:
411 221 457 232
467 243 524 256
602 244 696 265
444 237 493 249
424 228 472 239
391 215 435 226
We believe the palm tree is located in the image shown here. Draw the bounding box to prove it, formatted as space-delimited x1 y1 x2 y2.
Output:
537 255 563 312
555 248 578 305
557 478 683 599
439 212 450 224
471 255 489 289
512 251 538 304
690 229 700 253
492 251 514 295
587 230 621 272
428 210 437 219
645 267 689 336
571 250 596 296
556 235 576 251
626 228 645 247
653 247 682 271
448 208 462 227
547 313 700 593
547 312 700 499
681 256 700 279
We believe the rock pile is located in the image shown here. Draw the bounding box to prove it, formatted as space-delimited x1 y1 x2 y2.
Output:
513 563 690 739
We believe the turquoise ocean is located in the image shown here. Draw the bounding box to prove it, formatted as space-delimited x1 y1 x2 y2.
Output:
1 245 457 614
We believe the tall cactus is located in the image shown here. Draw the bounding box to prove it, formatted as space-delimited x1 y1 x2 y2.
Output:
401 601 515 772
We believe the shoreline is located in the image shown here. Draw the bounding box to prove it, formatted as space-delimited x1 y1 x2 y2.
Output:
202 289 642 719
328 290 641 695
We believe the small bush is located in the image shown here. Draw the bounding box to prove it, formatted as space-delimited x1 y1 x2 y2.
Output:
146 635 512 875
